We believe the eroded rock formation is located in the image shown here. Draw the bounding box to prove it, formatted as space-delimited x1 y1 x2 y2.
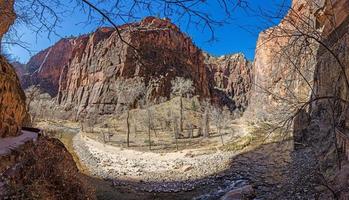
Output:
56 18 212 117
308 1 349 199
23 39 75 96
0 56 27 137
206 53 252 111
0 0 27 138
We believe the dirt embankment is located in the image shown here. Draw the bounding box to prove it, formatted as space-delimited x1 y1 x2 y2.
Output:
0 136 96 200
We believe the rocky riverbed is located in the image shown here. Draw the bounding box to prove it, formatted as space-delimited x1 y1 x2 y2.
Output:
35 120 325 199
73 133 239 186
73 131 323 200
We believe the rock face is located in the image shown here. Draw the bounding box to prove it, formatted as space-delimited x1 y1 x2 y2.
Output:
310 0 349 126
0 0 15 39
0 56 27 137
206 53 252 111
308 0 349 182
246 0 323 122
0 0 27 138
17 17 252 119
57 18 212 118
22 38 75 96
12 62 25 81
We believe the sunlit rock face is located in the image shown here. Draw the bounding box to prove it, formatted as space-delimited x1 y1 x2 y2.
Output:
17 17 254 120
0 0 27 138
0 0 15 38
0 56 27 137
22 39 75 96
246 0 326 122
206 53 252 111
56 17 212 118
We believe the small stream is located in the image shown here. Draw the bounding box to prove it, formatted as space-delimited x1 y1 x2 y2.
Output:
193 179 249 200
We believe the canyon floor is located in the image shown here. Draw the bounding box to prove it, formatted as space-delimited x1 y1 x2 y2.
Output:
33 119 327 200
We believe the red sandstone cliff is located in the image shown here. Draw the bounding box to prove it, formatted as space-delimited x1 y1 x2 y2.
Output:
206 53 252 111
246 0 324 122
56 17 212 117
308 1 349 199
0 56 27 137
0 0 27 138
22 38 75 96
17 17 252 119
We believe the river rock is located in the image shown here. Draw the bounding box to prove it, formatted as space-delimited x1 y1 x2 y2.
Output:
220 185 255 200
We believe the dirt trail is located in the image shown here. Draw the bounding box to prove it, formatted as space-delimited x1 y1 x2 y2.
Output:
0 130 38 156
0 129 39 196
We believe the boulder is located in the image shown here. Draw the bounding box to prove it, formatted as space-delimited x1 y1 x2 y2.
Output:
220 185 255 200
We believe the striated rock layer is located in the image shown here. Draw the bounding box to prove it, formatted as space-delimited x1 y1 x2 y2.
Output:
57 18 211 118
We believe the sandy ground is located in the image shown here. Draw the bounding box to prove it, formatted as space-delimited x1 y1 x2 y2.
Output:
73 132 240 182
73 120 253 184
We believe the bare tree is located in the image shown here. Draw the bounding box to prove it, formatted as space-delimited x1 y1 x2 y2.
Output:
171 110 179 151
211 106 230 145
24 85 42 123
145 106 154 150
201 99 211 138
114 79 145 147
171 77 194 133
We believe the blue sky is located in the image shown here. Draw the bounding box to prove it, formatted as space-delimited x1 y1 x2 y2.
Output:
7 0 291 63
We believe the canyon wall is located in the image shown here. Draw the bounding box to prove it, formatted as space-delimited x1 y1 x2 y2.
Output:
57 17 211 118
308 1 349 198
0 0 27 138
0 56 27 137
310 0 349 125
246 0 324 122
17 17 253 119
206 53 252 111
23 38 75 96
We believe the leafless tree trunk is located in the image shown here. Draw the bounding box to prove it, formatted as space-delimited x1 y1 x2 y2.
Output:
173 118 179 151
179 96 183 133
189 123 193 139
147 108 152 150
126 109 130 147
202 107 210 138
219 128 224 146
133 115 137 136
